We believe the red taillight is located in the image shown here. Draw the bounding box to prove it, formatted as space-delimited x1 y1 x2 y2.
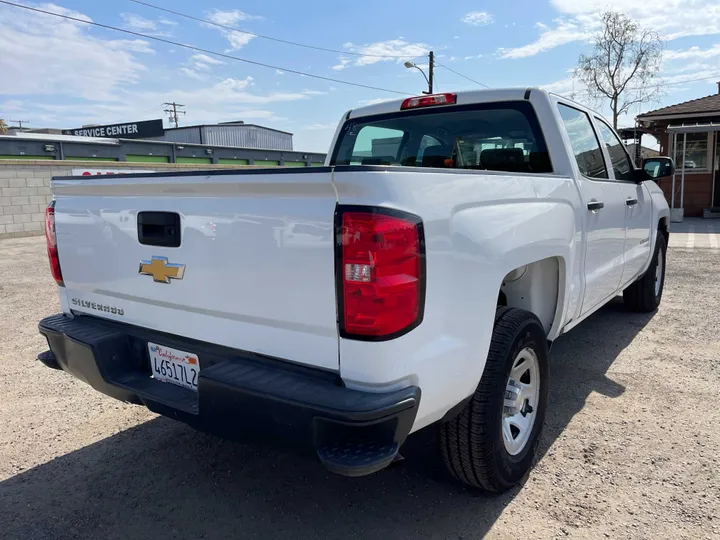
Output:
338 209 424 339
400 93 457 110
45 202 64 286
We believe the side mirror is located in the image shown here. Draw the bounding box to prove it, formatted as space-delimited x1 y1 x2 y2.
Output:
641 157 675 180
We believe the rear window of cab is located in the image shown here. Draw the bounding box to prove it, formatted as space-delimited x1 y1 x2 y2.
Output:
331 101 553 174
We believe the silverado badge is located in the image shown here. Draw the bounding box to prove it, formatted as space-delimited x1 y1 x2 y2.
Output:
139 256 186 284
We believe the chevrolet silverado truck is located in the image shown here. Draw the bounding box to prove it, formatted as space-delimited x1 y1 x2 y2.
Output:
37 89 673 492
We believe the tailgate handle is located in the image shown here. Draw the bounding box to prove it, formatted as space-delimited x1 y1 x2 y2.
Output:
137 212 181 247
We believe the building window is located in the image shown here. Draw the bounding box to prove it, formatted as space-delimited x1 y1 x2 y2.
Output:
673 132 709 170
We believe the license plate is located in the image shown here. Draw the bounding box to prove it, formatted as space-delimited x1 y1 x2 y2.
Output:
148 342 200 392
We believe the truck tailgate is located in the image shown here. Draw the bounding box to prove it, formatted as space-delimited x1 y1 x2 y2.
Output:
52 169 340 370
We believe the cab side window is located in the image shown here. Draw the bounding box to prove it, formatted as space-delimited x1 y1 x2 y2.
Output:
557 104 608 179
595 120 635 181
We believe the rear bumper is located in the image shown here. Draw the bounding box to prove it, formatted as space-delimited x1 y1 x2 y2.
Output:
38 313 420 477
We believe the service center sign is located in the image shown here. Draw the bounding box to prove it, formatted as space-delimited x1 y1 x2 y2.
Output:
62 119 164 139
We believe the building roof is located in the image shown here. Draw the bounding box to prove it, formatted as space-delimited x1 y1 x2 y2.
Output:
164 123 293 136
638 93 720 119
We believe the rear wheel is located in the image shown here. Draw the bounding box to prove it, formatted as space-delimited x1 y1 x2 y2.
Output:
439 307 549 492
623 233 666 312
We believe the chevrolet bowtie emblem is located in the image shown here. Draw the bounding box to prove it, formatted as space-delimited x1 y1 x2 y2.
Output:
139 256 186 284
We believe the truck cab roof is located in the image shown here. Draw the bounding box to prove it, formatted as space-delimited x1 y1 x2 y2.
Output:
348 88 553 120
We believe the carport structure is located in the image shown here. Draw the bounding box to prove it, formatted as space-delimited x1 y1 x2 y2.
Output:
637 86 720 218
666 122 720 220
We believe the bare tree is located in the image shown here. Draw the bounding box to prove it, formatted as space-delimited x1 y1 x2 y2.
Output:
576 11 663 129
0 118 7 135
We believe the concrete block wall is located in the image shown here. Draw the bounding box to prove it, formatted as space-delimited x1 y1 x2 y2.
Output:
0 160 270 239
0 165 55 238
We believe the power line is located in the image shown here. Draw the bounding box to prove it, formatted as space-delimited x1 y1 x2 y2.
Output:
436 64 491 89
128 0 425 60
0 0 412 96
138 102 166 115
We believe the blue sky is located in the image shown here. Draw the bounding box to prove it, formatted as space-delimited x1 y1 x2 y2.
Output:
1 0 720 152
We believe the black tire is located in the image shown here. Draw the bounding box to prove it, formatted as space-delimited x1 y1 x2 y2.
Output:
439 307 549 492
623 232 667 312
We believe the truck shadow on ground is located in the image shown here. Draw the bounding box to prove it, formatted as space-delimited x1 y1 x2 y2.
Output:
0 298 653 540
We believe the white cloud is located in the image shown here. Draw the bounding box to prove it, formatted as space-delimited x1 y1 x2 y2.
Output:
538 76 578 94
656 68 720 86
107 39 154 54
205 9 262 26
358 97 395 106
275 69 284 75
305 123 337 131
190 54 225 65
332 58 351 71
302 90 328 95
663 60 718 75
665 44 720 61
224 31 255 51
214 77 254 91
179 68 203 80
232 110 286 122
121 13 157 31
27 76 308 131
500 15 596 58
462 12 494 26
0 3 151 100
354 39 428 65
120 13 175 36
337 39 430 68
203 9 260 50
187 53 225 72
0 99 25 112
503 0 720 59
128 78 304 108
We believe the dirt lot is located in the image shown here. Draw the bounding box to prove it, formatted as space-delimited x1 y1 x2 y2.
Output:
1 235 718 540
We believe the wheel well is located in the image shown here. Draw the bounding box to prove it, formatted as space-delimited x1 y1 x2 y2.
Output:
498 258 560 334
658 217 669 245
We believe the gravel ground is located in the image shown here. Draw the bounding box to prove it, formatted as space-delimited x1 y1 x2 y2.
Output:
1 236 718 540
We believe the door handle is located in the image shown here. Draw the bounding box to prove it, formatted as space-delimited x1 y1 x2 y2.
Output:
137 211 181 247
587 200 604 212
626 197 639 206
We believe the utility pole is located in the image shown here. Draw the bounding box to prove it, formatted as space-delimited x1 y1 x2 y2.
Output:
428 51 434 94
162 102 186 128
10 120 30 131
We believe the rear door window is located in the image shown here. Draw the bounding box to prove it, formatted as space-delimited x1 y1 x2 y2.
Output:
332 101 553 174
557 104 608 179
595 119 636 181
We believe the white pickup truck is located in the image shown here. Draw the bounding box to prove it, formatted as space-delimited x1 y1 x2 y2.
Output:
38 89 672 492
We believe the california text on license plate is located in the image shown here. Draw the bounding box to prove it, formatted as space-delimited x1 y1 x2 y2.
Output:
148 342 200 391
